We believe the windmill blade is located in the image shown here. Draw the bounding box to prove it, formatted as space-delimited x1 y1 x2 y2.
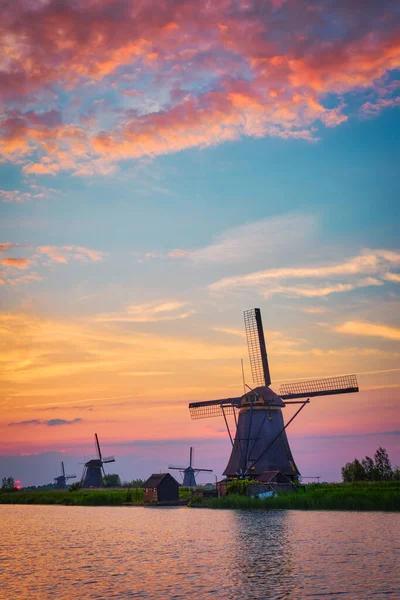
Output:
168 466 186 470
244 308 271 387
189 397 241 419
194 468 213 473
61 461 65 477
66 474 76 479
279 374 359 399
102 456 115 463
189 446 193 468
95 433 102 461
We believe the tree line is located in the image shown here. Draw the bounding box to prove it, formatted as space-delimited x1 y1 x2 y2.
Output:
341 447 399 482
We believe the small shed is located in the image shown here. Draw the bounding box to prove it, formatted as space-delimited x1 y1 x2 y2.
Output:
144 473 180 504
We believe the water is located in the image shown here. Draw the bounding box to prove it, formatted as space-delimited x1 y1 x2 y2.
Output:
0 506 399 600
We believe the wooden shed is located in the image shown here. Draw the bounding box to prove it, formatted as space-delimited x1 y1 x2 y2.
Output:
143 473 180 504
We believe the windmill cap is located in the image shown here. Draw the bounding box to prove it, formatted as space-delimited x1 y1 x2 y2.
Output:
241 386 285 408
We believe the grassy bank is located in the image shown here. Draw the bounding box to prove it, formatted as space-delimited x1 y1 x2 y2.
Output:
0 487 192 506
190 482 400 512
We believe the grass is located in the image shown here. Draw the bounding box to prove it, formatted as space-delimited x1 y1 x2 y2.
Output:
1 483 398 511
189 481 400 512
0 486 192 506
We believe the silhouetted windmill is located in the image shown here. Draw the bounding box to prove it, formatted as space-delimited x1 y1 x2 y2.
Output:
54 461 76 489
189 308 359 480
169 447 213 486
81 433 115 488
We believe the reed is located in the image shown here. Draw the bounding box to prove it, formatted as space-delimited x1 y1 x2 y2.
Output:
189 481 400 512
0 486 191 506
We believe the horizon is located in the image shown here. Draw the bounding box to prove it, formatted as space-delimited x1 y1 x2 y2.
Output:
1 0 399 487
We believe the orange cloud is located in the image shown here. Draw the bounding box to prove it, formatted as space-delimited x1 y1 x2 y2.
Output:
336 321 400 341
1 257 30 270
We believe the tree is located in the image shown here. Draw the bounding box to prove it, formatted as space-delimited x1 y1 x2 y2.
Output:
341 459 365 482
361 456 375 481
1 476 15 490
103 473 121 488
392 466 400 481
374 447 392 481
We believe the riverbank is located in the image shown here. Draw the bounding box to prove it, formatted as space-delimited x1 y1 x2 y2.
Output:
190 481 400 511
1 482 399 511
0 487 191 506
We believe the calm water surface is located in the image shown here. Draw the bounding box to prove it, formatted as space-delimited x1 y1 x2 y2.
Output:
0 506 399 599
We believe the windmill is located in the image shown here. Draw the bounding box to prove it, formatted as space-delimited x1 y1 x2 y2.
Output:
81 433 115 488
189 308 359 480
54 461 76 489
169 447 213 487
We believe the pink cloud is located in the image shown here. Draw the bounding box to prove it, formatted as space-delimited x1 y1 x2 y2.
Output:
0 0 399 173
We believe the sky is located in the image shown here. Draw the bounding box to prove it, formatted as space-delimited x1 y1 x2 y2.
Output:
0 0 399 486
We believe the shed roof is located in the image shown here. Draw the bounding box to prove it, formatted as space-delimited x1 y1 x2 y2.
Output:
257 470 280 482
144 473 180 488
258 470 292 483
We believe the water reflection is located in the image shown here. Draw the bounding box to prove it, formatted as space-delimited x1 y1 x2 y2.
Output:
0 506 398 599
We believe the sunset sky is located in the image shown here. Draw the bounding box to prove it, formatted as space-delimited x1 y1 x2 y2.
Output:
1 0 399 485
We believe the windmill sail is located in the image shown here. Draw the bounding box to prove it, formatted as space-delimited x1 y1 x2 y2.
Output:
244 308 271 386
280 374 358 399
189 397 241 419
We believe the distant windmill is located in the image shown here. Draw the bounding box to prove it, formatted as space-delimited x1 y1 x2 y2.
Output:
54 461 76 489
189 308 359 480
81 433 115 488
169 447 213 486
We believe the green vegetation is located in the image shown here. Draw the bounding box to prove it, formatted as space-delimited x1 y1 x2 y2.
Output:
103 473 122 487
342 447 400 482
189 481 400 512
0 486 192 506
1 477 16 490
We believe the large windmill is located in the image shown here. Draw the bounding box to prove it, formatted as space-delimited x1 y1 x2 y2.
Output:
189 308 359 480
54 461 76 489
169 447 213 486
81 433 115 488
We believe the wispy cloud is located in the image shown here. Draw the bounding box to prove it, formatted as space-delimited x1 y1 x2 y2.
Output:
8 418 82 427
209 249 400 298
94 301 196 323
335 321 400 341
188 214 316 265
0 244 105 286
37 246 105 264
262 278 384 299
211 327 245 338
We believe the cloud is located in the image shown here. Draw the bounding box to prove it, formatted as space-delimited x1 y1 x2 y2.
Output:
94 301 196 323
0 243 20 252
189 214 316 265
37 245 105 263
1 258 31 270
45 418 82 427
211 327 245 338
8 418 82 427
335 321 400 341
384 272 400 283
209 249 400 295
0 1 399 174
262 278 384 299
8 420 41 427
